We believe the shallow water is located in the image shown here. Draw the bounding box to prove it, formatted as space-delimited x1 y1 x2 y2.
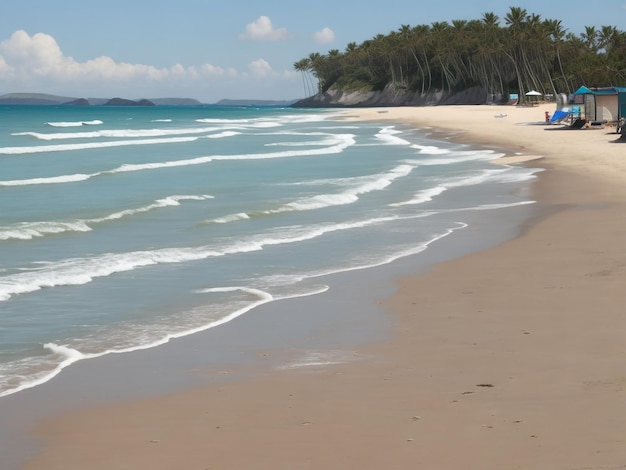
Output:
0 104 541 398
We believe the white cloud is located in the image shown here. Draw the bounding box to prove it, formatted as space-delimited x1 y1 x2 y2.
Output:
0 30 303 101
239 16 288 41
248 58 273 78
314 27 335 44
281 69 300 80
0 54 10 74
0 30 232 88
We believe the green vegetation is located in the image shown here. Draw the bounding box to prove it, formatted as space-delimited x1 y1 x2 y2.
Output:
294 7 626 103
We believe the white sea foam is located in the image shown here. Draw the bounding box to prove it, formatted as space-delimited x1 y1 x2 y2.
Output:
14 126 223 141
264 138 340 147
0 214 401 301
0 286 280 397
160 194 214 203
0 174 92 186
279 193 359 212
0 132 356 187
211 134 354 161
281 113 340 123
451 168 512 186
195 113 329 127
96 287 275 351
412 149 502 164
203 163 416 223
78 283 331 364
0 221 92 240
447 167 541 187
486 167 543 183
272 164 415 213
195 117 282 129
390 186 448 207
0 343 91 398
376 126 412 145
321 222 467 275
261 221 467 287
196 117 261 124
281 172 382 187
390 167 540 207
411 144 452 155
0 136 198 154
0 194 214 241
469 201 536 211
206 131 240 139
210 213 251 224
45 120 103 127
93 194 214 222
422 200 536 217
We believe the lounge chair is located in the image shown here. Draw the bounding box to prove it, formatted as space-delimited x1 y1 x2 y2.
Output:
549 110 569 123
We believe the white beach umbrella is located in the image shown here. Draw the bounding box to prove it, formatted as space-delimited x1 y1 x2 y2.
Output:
525 90 542 104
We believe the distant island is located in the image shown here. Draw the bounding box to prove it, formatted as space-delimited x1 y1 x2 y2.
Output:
104 98 155 106
0 93 204 106
0 93 299 107
0 93 77 106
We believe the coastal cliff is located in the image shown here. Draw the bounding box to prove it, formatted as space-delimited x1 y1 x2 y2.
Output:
292 84 490 108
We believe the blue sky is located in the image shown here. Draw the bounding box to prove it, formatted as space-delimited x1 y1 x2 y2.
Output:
1 1 625 103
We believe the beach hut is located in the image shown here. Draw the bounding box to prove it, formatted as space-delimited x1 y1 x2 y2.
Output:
616 87 626 121
572 86 621 122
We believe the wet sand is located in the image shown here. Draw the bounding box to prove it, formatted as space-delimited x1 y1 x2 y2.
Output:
23 105 626 469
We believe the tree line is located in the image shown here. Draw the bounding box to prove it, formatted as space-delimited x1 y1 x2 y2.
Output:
293 7 626 103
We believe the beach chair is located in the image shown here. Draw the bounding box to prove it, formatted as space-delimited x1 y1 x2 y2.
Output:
549 109 569 124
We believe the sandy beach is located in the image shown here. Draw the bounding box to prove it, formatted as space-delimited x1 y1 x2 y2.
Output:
23 104 626 469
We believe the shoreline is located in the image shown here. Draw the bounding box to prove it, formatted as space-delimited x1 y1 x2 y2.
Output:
16 105 626 469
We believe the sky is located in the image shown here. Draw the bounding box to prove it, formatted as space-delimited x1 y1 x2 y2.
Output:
1 1 626 103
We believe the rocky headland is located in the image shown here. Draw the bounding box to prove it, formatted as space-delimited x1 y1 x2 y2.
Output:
292 84 492 107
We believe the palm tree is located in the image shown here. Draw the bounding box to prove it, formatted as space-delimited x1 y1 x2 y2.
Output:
598 25 618 53
545 19 572 94
307 52 323 96
481 11 499 28
293 58 312 97
430 21 459 93
504 7 533 100
293 7 626 103
470 13 507 97
581 26 598 52
407 24 433 95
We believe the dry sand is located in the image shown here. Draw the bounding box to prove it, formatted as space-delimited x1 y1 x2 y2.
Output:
25 105 626 469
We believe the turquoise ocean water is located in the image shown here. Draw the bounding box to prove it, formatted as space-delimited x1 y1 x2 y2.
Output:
0 105 541 398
